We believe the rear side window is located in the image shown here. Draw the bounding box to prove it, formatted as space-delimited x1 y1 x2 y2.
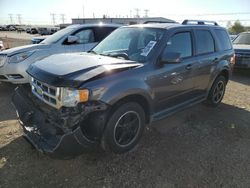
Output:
214 29 232 50
195 30 215 55
164 32 192 58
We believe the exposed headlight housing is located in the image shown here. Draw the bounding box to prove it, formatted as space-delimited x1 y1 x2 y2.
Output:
61 88 89 107
9 51 35 63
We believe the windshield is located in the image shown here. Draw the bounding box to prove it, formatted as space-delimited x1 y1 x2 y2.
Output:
92 27 165 63
233 33 250 45
41 27 75 44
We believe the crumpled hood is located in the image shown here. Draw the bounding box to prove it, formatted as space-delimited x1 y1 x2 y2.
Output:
233 44 250 51
27 53 142 87
0 44 50 56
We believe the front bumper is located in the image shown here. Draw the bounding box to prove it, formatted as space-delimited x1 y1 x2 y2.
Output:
12 86 99 158
234 55 250 69
0 59 30 84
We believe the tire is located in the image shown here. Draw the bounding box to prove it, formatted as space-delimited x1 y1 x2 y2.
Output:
101 102 145 154
205 75 226 107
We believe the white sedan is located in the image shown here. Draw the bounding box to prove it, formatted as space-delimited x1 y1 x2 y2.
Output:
0 24 121 84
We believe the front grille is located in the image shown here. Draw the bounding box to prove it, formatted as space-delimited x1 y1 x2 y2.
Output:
31 77 61 108
235 53 250 66
0 54 8 67
0 75 7 80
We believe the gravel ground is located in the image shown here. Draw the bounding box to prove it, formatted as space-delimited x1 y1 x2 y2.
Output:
0 72 250 188
0 31 43 49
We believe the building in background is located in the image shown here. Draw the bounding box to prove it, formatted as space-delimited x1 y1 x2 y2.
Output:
71 17 175 25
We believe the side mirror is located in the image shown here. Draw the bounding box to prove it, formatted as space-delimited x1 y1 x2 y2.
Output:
67 35 79 44
160 52 182 64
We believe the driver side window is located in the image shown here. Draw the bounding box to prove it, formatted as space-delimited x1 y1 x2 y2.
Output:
74 29 95 44
164 32 192 58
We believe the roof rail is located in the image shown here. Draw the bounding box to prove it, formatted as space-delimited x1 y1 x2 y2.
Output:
182 20 218 26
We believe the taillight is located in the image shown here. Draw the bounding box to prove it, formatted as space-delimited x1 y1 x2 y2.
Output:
230 54 235 65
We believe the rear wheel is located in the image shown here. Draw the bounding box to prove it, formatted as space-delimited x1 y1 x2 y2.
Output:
101 102 145 154
205 75 226 107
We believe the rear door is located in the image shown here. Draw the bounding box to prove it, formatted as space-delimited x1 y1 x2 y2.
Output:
192 29 218 95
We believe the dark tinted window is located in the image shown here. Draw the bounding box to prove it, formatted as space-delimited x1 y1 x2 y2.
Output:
164 32 192 58
196 30 215 55
94 27 117 42
214 29 232 50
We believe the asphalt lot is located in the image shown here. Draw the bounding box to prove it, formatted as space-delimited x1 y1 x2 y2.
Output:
0 73 250 188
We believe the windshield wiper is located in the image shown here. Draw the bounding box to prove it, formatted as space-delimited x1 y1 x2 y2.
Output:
88 50 97 54
100 52 129 60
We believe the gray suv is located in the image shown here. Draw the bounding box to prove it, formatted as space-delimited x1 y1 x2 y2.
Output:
13 20 235 158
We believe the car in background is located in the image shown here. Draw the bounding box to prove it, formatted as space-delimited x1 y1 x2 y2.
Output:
31 36 48 44
0 24 121 84
0 26 7 31
37 27 59 35
0 41 4 51
26 28 31 33
229 34 237 41
233 32 250 69
30 28 38 34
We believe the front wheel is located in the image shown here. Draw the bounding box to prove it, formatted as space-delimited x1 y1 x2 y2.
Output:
205 75 226 107
101 102 145 154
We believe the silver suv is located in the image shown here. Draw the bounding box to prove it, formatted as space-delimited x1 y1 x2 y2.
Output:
0 24 121 84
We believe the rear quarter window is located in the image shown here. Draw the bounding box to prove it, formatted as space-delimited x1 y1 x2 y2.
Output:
214 29 232 50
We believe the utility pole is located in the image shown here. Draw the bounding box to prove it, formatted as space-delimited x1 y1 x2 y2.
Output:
144 9 149 18
50 13 56 25
8 14 13 24
82 5 85 18
135 8 140 18
17 14 22 25
60 14 66 24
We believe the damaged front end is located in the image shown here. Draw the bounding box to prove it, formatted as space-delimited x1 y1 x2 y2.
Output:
12 85 109 158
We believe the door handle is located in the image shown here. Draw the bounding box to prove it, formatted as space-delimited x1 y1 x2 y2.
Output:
186 64 192 70
212 58 219 64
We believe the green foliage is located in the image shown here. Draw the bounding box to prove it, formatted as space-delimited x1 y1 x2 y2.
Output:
228 21 246 34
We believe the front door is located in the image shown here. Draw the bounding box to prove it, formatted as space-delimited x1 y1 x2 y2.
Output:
151 31 197 112
63 28 97 53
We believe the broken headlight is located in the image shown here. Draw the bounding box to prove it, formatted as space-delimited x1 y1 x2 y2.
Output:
61 88 89 107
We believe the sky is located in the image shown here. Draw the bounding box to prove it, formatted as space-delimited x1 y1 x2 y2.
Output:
0 0 250 26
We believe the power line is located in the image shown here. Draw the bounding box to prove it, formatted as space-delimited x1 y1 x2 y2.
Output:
195 12 250 16
166 12 250 17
